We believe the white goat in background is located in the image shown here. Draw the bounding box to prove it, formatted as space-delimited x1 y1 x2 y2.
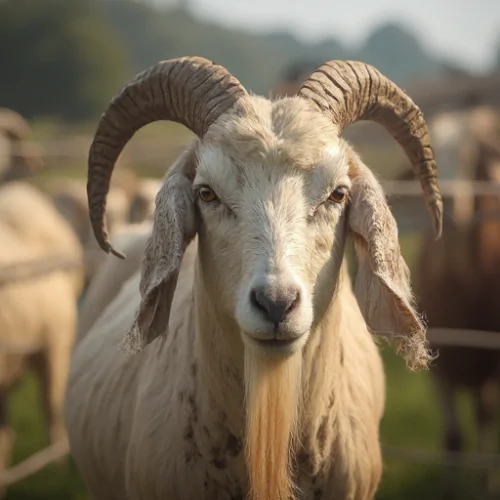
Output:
0 181 84 480
65 56 443 500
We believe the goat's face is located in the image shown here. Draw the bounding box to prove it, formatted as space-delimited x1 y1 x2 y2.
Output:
192 97 352 354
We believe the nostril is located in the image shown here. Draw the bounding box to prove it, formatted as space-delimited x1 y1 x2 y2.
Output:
250 289 268 314
250 286 301 325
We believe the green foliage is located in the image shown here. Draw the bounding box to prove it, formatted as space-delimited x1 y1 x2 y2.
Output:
0 0 130 121
356 22 443 83
100 2 293 95
3 348 483 499
101 2 453 95
4 373 88 500
0 0 470 122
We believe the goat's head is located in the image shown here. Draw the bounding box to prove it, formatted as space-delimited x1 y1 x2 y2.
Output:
86 57 442 368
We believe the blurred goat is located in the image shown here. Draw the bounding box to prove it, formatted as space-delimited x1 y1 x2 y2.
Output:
270 60 320 99
399 105 500 458
0 108 43 183
46 170 160 291
0 181 84 486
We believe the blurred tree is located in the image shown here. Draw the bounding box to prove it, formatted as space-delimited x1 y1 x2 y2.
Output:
357 21 443 84
100 2 450 96
439 60 471 78
0 0 130 121
100 1 291 95
0 0 466 121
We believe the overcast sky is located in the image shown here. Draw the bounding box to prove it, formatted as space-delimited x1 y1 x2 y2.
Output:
156 0 500 72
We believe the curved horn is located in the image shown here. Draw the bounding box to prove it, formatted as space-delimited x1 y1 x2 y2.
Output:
0 108 31 139
87 56 247 258
298 60 443 238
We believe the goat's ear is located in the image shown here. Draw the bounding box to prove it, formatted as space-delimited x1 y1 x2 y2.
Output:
347 152 433 371
122 147 198 354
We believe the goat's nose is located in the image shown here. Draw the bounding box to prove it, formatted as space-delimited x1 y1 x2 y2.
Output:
250 286 300 325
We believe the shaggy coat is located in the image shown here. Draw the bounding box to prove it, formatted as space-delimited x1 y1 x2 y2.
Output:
65 94 432 500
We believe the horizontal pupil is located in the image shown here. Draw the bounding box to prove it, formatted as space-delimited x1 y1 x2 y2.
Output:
200 188 215 200
329 188 346 203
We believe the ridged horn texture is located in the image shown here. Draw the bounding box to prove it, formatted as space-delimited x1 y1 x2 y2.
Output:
298 60 443 238
87 56 247 258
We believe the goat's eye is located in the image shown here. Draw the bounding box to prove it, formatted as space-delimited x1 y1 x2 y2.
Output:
198 187 218 203
328 186 348 204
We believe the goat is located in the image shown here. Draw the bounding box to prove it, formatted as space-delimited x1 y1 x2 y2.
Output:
270 61 319 99
0 181 84 480
64 56 443 500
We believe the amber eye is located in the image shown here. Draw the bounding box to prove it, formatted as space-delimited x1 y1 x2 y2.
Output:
328 186 348 204
198 187 218 203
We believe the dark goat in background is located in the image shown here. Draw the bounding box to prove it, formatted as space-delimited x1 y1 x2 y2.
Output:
398 105 500 495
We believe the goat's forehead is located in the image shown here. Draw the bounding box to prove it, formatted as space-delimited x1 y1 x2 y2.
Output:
195 142 347 192
198 96 344 182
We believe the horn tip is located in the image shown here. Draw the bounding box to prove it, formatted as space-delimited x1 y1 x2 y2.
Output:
109 246 127 260
431 201 443 240
98 238 127 260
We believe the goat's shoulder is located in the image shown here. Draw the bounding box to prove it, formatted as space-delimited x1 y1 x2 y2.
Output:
66 241 199 496
70 237 198 389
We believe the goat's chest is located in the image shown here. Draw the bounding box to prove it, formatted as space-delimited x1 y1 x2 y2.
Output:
293 418 383 499
125 418 381 500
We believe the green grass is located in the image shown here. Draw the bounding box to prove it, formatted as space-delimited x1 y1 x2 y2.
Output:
376 348 483 499
2 236 489 499
4 351 485 499
4 374 88 500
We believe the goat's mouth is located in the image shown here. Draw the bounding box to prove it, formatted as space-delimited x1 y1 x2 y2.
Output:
243 334 307 356
255 338 296 348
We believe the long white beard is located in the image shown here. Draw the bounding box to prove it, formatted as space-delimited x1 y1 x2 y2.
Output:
244 348 303 500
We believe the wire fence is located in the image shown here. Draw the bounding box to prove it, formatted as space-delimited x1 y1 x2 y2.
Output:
383 445 500 470
0 252 83 287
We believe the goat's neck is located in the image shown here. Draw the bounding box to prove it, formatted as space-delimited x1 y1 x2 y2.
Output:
190 260 346 453
191 266 246 436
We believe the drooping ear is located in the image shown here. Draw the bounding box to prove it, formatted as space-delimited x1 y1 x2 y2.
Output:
347 151 433 371
122 145 198 353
